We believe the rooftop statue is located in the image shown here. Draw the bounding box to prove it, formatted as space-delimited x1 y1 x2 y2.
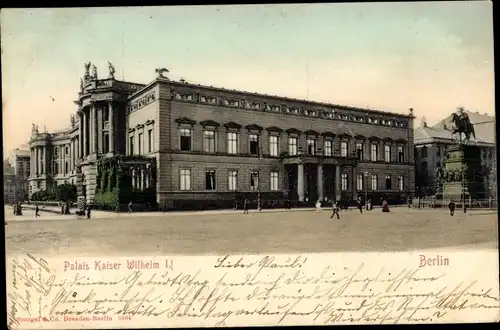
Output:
31 123 39 135
84 62 91 78
92 64 98 80
451 107 476 145
80 78 84 93
108 61 115 78
155 68 169 79
70 115 76 127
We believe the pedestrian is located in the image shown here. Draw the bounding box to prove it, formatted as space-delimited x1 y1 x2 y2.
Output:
61 203 65 215
128 201 133 213
243 199 249 214
233 198 238 210
86 205 91 219
330 200 340 220
315 200 322 214
367 199 372 211
407 196 411 208
286 199 291 210
448 200 456 216
35 205 40 218
357 197 363 213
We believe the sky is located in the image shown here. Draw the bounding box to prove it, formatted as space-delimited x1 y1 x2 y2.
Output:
1 2 495 153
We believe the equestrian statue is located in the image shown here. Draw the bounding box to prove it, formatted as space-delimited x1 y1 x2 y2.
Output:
451 107 476 145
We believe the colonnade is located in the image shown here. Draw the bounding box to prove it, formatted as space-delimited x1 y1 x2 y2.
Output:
296 164 357 202
30 146 46 176
79 100 114 157
131 165 153 190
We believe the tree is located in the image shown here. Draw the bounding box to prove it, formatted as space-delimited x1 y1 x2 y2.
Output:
54 183 77 202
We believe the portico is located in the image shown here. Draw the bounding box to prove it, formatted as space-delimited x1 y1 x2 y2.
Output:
282 154 358 202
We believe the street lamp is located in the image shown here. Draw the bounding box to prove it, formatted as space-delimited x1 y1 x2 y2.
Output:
364 171 369 210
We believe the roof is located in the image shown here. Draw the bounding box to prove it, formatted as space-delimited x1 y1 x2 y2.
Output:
415 110 495 146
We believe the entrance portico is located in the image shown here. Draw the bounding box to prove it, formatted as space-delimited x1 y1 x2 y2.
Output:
283 154 357 202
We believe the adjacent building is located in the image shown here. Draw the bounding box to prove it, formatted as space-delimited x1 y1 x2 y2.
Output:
29 63 416 208
3 148 30 203
414 111 496 197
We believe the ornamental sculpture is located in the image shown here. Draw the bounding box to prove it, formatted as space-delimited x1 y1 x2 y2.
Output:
31 123 39 135
92 65 98 80
108 61 115 78
80 78 84 93
84 62 91 79
451 107 476 145
155 68 169 79
70 115 76 127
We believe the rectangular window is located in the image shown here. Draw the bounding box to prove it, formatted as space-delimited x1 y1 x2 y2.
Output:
205 170 216 190
270 171 279 191
384 145 391 162
204 130 216 153
228 170 238 191
129 136 134 155
341 141 348 157
249 134 259 155
306 139 316 156
356 174 364 190
436 146 441 156
288 137 298 156
371 175 378 190
250 172 259 191
398 146 405 162
227 132 238 154
180 128 191 151
148 129 153 153
385 175 392 190
180 169 191 191
269 136 279 156
356 142 363 160
341 173 348 191
324 140 332 156
398 175 404 191
371 144 378 162
138 133 143 155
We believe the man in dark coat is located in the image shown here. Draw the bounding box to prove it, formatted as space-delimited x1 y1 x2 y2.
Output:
448 200 456 216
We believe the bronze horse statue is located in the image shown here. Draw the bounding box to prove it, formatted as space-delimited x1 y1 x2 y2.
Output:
451 112 475 145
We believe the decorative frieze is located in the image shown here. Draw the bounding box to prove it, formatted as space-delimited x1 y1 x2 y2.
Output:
169 88 410 129
129 92 157 113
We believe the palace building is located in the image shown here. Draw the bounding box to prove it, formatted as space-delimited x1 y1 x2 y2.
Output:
29 63 415 209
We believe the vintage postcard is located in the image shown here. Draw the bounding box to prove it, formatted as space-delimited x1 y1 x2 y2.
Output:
2 3 499 328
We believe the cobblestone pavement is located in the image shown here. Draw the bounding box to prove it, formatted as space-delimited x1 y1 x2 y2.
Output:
4 207 497 258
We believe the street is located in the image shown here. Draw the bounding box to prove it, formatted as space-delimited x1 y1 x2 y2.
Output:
5 207 498 258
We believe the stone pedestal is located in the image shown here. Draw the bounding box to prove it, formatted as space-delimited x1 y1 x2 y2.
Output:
436 145 483 202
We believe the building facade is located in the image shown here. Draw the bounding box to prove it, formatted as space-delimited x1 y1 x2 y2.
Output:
4 148 30 203
29 63 416 208
414 111 496 197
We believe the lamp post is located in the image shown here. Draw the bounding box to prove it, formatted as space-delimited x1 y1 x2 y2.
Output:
364 171 368 210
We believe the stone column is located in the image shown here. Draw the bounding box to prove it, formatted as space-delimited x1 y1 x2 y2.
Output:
82 110 88 156
36 147 40 175
297 163 305 202
78 112 83 158
317 164 324 201
335 165 341 201
42 147 46 175
108 101 114 153
97 106 103 154
93 105 98 154
352 166 357 200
